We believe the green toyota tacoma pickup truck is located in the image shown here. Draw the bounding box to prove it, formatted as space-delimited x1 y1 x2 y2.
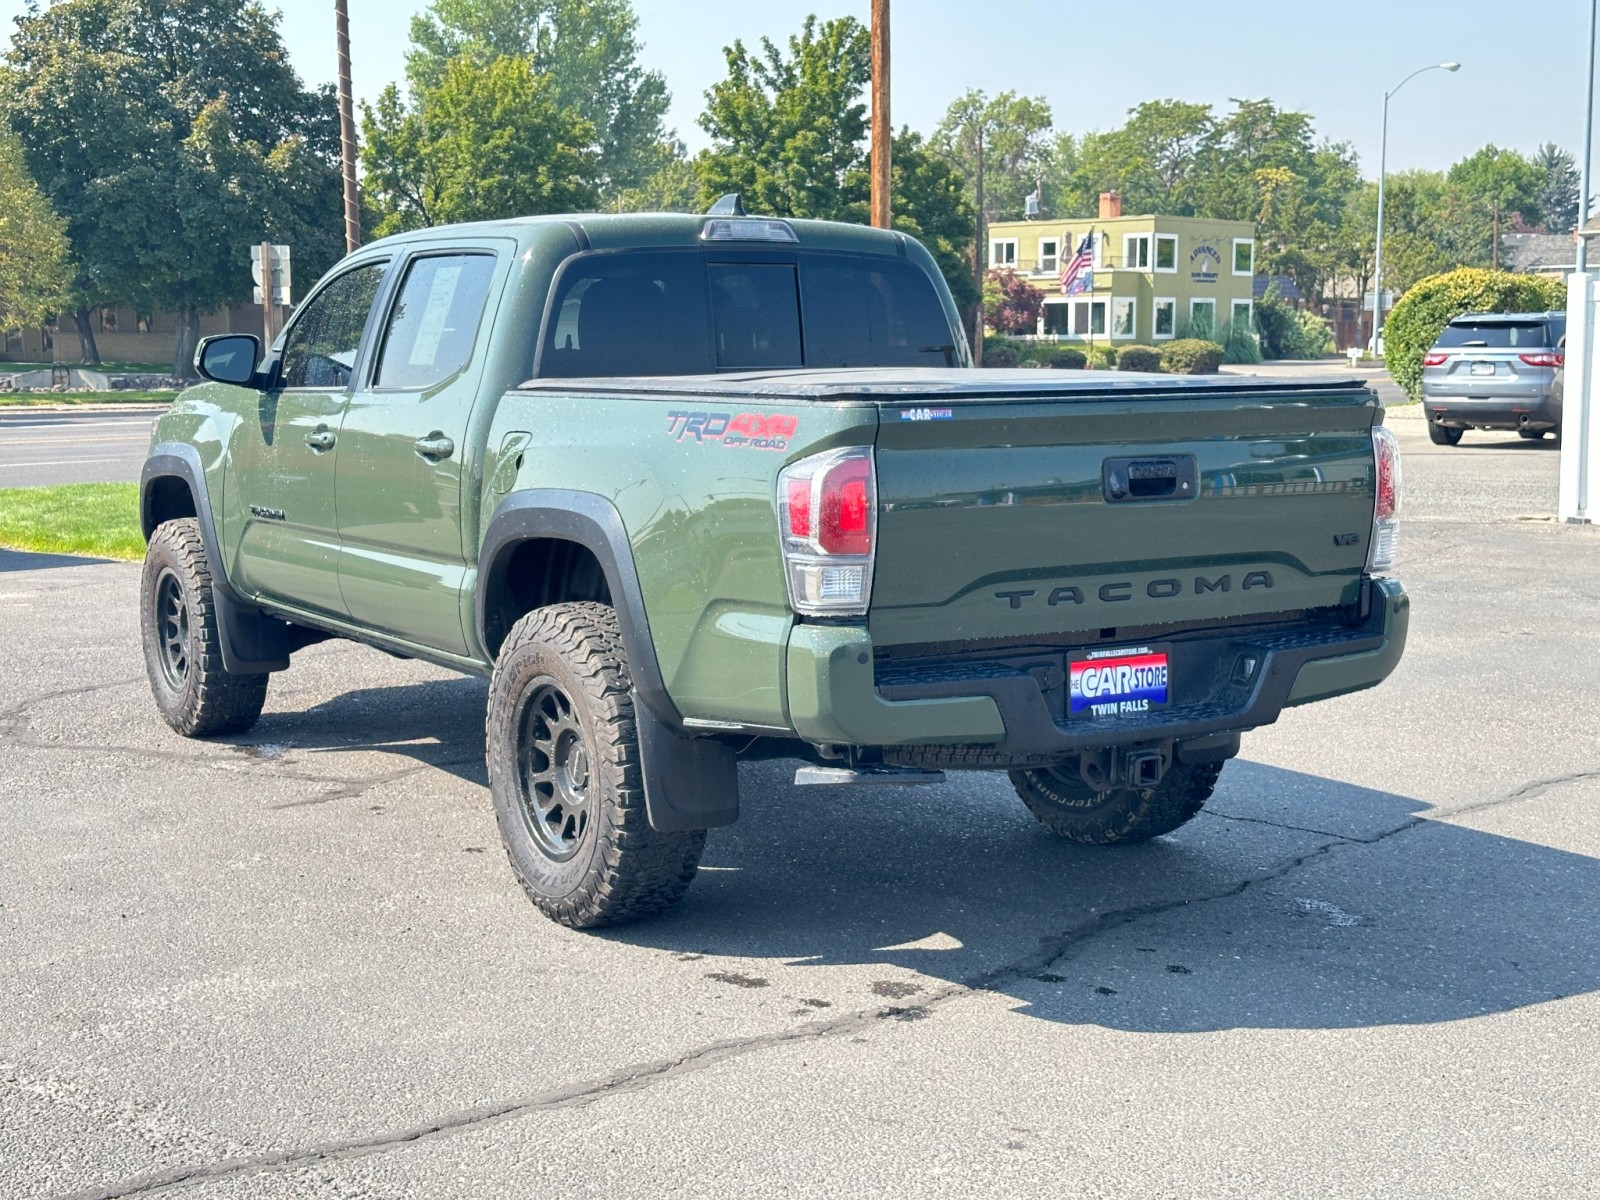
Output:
139 204 1409 927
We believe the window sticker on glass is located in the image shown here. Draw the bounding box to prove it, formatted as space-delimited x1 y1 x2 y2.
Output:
409 265 462 366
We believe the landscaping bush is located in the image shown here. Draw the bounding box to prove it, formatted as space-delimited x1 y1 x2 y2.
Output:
980 338 1022 368
1384 268 1567 400
1255 285 1336 360
1160 338 1224 375
1287 309 1334 359
1085 345 1117 369
982 270 1045 335
1116 345 1163 372
1031 346 1087 369
1220 319 1262 365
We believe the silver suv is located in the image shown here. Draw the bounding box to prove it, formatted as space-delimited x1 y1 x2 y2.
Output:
1420 312 1565 446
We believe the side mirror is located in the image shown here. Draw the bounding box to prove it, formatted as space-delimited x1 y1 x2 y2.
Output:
195 334 261 386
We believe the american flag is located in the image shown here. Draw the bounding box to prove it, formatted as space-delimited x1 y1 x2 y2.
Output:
1060 230 1094 296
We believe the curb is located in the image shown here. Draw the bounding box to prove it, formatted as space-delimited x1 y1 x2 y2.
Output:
0 403 171 415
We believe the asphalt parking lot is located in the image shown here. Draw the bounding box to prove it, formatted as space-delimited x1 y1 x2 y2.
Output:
3 403 1598 1198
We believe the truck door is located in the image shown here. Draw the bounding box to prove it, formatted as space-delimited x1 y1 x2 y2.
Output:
334 250 500 656
227 258 389 619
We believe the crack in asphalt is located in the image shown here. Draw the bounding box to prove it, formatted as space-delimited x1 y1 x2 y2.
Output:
56 764 1600 1200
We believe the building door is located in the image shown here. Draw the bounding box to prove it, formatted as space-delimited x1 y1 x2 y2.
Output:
226 259 388 619
335 250 501 657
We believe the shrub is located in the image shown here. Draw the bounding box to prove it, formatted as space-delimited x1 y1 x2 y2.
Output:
1288 309 1334 359
1384 268 1567 400
1116 345 1163 372
1220 319 1262 365
1254 287 1297 359
1033 346 1087 369
1161 338 1224 375
982 270 1044 335
980 338 1022 368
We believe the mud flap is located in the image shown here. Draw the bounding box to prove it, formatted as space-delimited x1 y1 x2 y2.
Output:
635 695 740 832
214 589 289 674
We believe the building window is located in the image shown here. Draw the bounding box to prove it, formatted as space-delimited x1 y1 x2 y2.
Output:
1071 299 1107 337
99 307 118 333
1231 298 1253 335
1232 238 1255 276
1123 234 1150 270
1155 234 1178 273
1042 300 1070 336
1153 298 1176 340
1111 297 1135 339
1037 238 1059 274
990 238 1017 268
1189 298 1217 339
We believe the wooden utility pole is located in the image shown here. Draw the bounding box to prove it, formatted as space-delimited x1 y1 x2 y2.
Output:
869 0 891 228
334 0 361 254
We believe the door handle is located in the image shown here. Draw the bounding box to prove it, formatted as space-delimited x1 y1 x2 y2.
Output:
414 432 455 461
305 429 336 452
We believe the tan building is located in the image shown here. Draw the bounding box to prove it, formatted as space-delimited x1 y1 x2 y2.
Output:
987 192 1258 345
3 301 279 366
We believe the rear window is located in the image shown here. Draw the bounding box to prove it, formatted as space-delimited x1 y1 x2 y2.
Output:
1435 320 1553 349
539 250 955 377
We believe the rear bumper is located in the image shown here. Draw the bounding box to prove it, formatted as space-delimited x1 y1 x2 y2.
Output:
784 578 1409 762
1423 392 1560 430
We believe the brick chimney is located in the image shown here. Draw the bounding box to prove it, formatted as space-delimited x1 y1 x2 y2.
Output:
1098 190 1122 220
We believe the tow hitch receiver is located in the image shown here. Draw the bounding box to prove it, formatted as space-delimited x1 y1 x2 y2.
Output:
1077 747 1168 792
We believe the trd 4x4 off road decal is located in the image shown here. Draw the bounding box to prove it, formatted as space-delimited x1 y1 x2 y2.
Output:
666 411 797 451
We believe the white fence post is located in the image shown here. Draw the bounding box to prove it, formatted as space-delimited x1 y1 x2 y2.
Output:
1559 271 1598 523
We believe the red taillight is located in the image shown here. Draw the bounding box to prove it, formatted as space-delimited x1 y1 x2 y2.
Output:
1423 352 1449 367
785 478 812 539
1369 426 1401 573
1518 352 1563 367
818 455 872 555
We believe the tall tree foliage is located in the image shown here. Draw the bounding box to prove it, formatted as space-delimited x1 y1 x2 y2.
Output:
405 0 671 194
930 89 1054 222
1535 143 1580 232
2 0 342 374
0 131 71 330
362 55 598 236
694 18 974 309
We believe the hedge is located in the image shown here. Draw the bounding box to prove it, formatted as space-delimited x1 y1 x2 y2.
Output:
1160 338 1224 374
1035 347 1087 369
1116 345 1163 372
1384 268 1567 401
980 339 1022 368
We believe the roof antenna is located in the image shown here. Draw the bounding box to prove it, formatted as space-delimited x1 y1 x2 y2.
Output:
707 193 746 216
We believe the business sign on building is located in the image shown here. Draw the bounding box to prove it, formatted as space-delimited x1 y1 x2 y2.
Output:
1189 241 1221 283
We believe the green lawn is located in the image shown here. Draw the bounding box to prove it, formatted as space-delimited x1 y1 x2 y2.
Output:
0 483 143 560
0 361 169 373
0 389 176 407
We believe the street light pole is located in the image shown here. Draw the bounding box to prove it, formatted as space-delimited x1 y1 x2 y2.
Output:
334 0 361 255
1371 61 1459 355
1578 0 1595 271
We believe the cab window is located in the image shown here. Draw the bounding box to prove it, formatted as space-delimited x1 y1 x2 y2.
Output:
279 262 385 389
372 253 497 390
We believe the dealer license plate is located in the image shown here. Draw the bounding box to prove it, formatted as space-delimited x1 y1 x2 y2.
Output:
1470 362 1494 376
1069 646 1170 717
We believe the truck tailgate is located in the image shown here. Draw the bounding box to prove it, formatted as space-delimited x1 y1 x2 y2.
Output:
869 385 1380 648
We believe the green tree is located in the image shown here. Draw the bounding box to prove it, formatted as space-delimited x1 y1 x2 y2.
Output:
0 131 70 330
1064 99 1214 216
362 54 598 237
695 15 870 220
405 0 670 194
614 151 698 213
1534 142 1579 232
930 89 1054 221
1447 144 1543 262
2 0 342 374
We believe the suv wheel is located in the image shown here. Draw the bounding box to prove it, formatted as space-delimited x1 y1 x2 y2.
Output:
1428 423 1464 446
140 519 269 737
1008 760 1223 845
486 602 705 928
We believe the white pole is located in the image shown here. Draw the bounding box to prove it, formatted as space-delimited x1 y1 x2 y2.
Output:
1562 0 1598 523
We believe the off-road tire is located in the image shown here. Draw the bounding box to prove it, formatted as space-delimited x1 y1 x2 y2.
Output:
1009 760 1224 845
140 518 269 737
486 602 705 928
1427 422 1463 446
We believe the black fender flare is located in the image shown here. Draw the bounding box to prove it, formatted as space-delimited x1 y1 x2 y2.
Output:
141 444 289 674
477 490 738 832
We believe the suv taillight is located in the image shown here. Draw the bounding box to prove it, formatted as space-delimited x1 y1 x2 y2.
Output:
778 446 876 615
1518 351 1563 367
1422 352 1449 367
1368 426 1401 574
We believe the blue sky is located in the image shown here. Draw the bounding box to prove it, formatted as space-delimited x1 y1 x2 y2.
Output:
2 0 1592 178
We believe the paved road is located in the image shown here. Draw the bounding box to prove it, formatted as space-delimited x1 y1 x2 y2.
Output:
2 419 1596 1199
0 408 160 487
